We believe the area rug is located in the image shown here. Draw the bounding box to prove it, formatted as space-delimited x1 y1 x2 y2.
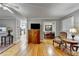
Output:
0 44 16 54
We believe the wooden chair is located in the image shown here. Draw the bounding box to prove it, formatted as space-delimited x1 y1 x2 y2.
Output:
59 32 67 38
71 44 79 52
53 32 67 47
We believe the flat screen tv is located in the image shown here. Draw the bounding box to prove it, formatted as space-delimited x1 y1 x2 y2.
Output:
31 24 40 29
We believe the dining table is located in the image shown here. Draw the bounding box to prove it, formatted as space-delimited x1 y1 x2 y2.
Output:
62 38 79 55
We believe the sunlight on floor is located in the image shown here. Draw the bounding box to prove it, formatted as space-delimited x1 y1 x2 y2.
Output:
18 34 28 56
47 45 56 56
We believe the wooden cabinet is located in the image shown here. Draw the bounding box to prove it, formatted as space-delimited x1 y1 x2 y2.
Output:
28 29 40 44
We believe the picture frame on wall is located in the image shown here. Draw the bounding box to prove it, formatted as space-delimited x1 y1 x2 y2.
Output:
45 25 52 31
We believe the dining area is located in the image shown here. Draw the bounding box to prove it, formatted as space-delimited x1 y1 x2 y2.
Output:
62 38 79 55
53 30 79 56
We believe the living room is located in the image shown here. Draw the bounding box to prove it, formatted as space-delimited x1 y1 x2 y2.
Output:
0 3 79 56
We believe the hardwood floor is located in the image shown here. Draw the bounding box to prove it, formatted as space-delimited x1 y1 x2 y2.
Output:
0 35 69 56
27 43 54 56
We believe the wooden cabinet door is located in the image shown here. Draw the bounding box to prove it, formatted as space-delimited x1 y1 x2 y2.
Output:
28 29 40 44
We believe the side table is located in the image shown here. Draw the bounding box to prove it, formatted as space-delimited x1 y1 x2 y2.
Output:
1 36 6 46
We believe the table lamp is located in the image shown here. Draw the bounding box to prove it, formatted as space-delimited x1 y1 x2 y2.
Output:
7 27 12 36
69 28 77 40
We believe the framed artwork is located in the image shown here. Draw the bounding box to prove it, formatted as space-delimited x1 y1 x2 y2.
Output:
45 25 52 31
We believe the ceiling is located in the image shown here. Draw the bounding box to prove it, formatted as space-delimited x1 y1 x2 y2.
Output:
0 3 79 20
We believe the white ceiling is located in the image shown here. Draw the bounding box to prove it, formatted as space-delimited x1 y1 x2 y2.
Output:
0 7 15 19
0 3 79 20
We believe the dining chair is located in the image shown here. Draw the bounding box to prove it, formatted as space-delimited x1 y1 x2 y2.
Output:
53 32 67 48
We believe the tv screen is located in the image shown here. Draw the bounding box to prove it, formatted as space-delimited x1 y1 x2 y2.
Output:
31 24 40 29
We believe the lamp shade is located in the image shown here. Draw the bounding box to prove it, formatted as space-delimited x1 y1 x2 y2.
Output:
69 28 77 34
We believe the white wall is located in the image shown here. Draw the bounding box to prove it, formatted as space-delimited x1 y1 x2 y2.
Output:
16 19 20 40
56 20 62 36
62 17 74 32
